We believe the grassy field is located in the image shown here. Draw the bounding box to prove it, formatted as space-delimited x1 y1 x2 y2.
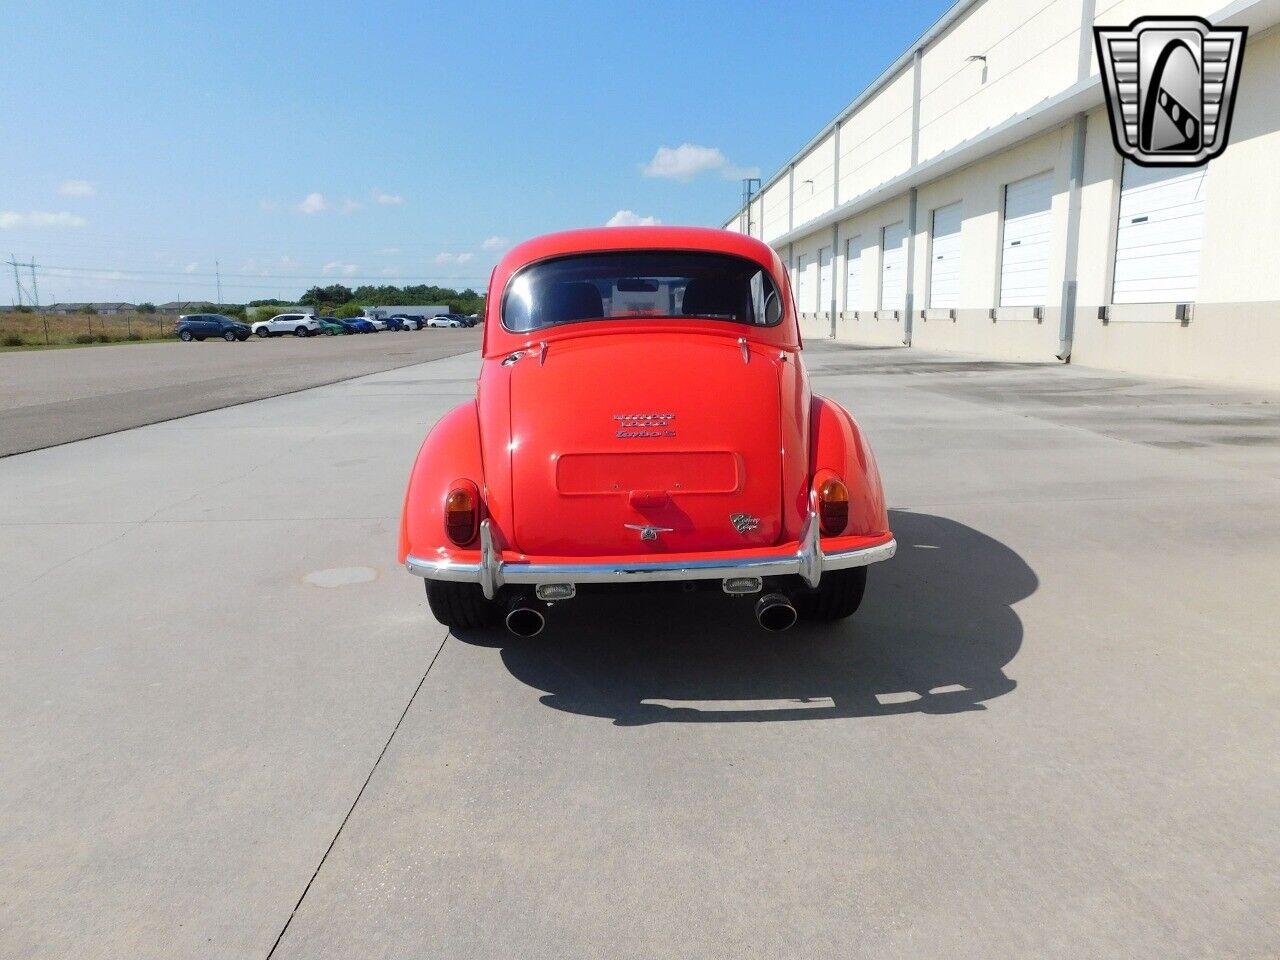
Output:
0 312 175 350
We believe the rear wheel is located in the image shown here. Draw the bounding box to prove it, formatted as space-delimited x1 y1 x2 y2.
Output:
179 330 194 342
222 330 236 341
793 566 867 621
294 326 308 337
425 580 500 630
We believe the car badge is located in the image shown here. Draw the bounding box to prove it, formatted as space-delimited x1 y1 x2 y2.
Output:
613 413 677 439
624 523 673 542
1094 16 1246 167
730 513 761 534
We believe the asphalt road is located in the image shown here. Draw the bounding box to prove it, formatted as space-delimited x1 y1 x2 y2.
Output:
0 328 482 457
1 342 1277 959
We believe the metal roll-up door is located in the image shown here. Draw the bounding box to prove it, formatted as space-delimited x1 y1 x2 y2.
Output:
796 253 812 312
1000 171 1053 307
818 246 833 312
1112 161 1207 304
929 201 962 308
880 222 907 311
844 236 863 311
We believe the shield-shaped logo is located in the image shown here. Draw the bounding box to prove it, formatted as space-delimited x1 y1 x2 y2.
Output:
1094 17 1246 167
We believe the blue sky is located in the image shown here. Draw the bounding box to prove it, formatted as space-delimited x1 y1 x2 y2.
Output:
2 0 950 303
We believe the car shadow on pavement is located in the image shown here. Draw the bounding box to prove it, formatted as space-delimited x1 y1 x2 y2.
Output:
453 511 1035 725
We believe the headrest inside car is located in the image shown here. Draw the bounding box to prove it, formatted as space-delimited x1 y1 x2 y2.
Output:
681 277 743 320
543 282 604 324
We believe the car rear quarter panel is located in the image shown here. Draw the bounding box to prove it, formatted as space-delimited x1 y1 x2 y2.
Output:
399 400 486 564
810 396 889 537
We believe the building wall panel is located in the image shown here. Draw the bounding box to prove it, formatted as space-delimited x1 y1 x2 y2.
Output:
792 131 838 229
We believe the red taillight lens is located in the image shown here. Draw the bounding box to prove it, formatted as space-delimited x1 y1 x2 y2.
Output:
817 476 849 535
444 486 478 546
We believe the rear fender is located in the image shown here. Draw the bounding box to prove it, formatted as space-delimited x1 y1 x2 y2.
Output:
399 401 486 563
809 396 889 537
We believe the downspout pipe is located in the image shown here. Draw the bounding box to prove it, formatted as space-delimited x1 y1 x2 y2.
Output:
1058 112 1088 361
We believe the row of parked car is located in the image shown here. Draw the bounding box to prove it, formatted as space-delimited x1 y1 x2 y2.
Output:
174 312 478 342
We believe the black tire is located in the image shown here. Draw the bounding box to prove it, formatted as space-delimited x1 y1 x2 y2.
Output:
223 330 236 342
179 330 194 342
256 327 270 337
793 566 868 621
294 326 308 337
425 580 500 630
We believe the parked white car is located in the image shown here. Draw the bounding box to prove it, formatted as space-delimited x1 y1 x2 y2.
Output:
391 314 425 330
365 317 390 331
427 314 465 328
252 313 321 338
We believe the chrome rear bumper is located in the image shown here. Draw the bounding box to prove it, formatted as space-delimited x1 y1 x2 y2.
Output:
406 515 896 599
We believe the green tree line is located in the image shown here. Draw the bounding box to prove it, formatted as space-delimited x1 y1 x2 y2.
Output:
290 283 485 315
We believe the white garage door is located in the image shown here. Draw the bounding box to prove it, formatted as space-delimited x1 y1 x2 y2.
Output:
880 222 907 311
1000 171 1053 307
844 236 863 311
818 246 833 312
793 253 814 313
1112 161 1207 304
929 201 963 308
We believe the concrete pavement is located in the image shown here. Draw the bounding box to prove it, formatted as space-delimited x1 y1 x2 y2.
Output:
0 328 480 457
1 342 1276 959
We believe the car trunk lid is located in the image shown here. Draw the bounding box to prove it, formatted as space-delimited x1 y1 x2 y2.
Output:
507 332 783 556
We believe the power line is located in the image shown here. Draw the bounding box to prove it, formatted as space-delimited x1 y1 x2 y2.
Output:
32 261 489 283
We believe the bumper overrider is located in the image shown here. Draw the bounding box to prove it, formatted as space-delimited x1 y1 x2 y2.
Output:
405 513 896 600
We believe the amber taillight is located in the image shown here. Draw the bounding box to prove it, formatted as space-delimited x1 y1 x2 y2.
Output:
444 485 479 546
817 476 849 535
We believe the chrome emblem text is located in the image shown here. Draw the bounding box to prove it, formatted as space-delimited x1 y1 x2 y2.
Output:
613 412 676 439
730 513 761 534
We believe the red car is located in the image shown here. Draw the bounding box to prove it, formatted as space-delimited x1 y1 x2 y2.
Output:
400 227 895 635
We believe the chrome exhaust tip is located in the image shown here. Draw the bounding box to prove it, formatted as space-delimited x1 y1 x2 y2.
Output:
755 593 798 632
505 603 546 638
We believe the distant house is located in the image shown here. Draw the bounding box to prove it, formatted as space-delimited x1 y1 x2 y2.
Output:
48 302 139 315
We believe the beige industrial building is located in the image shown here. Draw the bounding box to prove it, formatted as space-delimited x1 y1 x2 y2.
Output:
724 0 1280 389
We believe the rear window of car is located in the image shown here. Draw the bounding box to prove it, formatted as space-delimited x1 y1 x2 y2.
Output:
502 251 782 333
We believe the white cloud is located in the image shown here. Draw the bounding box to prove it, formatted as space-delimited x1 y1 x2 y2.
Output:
380 267 402 277
0 210 88 229
481 235 510 250
341 197 364 214
371 189 404 205
435 252 475 264
605 209 660 227
641 143 758 182
59 179 95 197
322 261 361 276
183 262 199 274
296 192 328 215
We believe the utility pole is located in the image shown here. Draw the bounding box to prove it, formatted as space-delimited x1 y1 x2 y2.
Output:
9 254 23 307
7 255 49 343
740 178 761 237
29 258 46 345
215 260 222 307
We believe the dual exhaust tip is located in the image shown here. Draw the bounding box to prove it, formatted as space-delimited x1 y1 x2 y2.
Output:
503 591 797 636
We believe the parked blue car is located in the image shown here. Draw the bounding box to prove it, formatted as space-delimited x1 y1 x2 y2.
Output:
342 318 375 333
